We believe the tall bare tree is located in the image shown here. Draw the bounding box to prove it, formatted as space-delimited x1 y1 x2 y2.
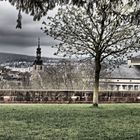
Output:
42 1 140 106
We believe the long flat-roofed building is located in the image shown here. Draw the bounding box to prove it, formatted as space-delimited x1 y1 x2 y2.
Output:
100 56 140 91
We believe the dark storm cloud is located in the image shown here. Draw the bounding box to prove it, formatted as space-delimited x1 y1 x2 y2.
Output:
0 29 58 47
0 1 58 49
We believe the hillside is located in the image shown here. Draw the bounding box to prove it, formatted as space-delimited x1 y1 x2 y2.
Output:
0 52 61 66
0 52 34 64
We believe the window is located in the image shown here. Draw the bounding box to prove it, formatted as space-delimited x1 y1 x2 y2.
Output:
128 85 133 90
116 85 120 91
122 85 127 90
134 85 138 90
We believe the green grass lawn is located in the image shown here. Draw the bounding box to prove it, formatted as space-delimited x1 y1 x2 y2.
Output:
0 104 140 140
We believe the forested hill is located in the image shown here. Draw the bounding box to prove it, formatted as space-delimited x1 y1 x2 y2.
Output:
0 52 34 64
0 52 59 65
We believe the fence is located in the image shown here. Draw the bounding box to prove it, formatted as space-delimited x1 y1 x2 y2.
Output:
0 89 140 103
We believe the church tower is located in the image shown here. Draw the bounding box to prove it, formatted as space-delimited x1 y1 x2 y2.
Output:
33 37 44 72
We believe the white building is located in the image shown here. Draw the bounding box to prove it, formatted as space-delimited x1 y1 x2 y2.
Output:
101 56 140 91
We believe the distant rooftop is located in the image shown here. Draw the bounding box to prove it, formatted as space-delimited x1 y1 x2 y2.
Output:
128 55 140 66
109 64 140 79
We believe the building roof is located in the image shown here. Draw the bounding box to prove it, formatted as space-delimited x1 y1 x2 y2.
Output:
110 64 140 79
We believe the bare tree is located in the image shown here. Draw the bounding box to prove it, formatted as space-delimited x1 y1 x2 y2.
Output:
41 59 78 89
42 1 140 106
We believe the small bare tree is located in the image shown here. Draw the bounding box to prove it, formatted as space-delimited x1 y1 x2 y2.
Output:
42 1 140 106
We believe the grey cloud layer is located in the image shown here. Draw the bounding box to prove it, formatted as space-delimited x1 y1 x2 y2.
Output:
0 1 58 49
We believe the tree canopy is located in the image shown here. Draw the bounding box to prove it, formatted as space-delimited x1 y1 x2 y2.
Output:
2 0 140 28
4 0 87 28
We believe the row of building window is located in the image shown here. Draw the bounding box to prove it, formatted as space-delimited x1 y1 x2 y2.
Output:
110 85 139 91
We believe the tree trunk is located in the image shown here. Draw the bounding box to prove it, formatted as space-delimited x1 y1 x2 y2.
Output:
93 57 101 107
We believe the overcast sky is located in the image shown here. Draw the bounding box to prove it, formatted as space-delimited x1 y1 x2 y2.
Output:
0 1 59 57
